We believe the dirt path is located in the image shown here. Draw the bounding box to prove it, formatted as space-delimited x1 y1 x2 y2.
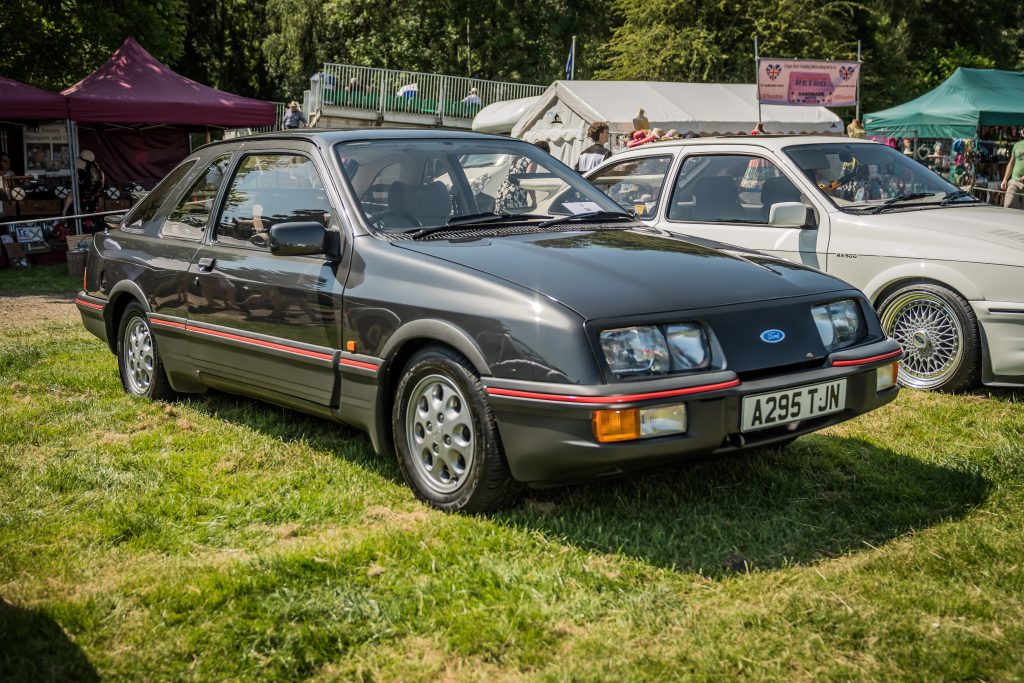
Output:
0 292 78 328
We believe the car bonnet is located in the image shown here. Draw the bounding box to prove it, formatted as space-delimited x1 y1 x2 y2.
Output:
393 229 850 320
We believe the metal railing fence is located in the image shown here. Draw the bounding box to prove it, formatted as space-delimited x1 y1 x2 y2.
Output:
313 63 545 123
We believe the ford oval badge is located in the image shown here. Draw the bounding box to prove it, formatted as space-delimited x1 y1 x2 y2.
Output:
760 329 785 343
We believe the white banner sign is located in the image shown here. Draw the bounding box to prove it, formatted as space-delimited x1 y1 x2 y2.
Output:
757 59 860 107
24 122 72 177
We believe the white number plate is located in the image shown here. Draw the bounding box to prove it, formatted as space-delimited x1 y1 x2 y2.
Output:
740 378 847 432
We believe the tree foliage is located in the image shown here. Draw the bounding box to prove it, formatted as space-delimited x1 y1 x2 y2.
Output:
596 0 1023 112
599 0 863 84
0 0 187 91
175 0 271 99
0 0 1021 113
261 0 611 99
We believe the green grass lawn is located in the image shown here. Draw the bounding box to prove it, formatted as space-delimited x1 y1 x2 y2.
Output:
1 271 1023 681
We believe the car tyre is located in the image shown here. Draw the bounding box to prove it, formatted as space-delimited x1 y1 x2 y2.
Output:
878 283 980 392
393 345 520 512
116 301 176 401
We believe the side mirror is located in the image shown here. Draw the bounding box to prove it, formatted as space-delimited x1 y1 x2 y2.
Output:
269 221 333 257
768 202 815 229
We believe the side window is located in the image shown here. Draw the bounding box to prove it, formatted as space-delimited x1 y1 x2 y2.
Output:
161 155 232 240
669 155 803 224
588 156 672 218
124 160 196 231
215 153 333 250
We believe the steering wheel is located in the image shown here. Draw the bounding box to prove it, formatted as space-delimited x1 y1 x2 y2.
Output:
368 209 421 229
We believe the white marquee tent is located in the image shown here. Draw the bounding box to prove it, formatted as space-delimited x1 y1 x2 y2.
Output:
472 96 542 134
508 81 843 165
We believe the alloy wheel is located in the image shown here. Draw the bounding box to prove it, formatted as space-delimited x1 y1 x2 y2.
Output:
404 373 475 494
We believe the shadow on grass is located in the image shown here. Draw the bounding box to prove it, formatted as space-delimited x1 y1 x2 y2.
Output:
495 436 991 575
180 392 990 576
184 390 404 483
0 598 99 682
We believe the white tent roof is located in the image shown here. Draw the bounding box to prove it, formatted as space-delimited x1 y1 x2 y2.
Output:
511 81 843 139
472 96 541 134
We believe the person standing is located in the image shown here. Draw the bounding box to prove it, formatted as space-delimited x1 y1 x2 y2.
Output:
1001 137 1024 210
576 121 612 173
63 150 106 231
282 101 307 130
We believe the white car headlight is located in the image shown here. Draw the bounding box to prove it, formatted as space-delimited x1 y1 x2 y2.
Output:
812 299 863 351
600 323 711 377
665 323 710 370
600 326 669 377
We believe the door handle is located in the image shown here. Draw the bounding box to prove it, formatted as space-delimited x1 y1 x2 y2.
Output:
197 257 216 272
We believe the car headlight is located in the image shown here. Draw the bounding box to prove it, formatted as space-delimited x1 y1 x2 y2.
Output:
665 323 710 370
812 299 863 351
600 323 710 378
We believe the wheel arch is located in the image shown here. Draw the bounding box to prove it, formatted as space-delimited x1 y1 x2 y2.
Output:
371 320 492 458
864 264 982 309
103 281 151 354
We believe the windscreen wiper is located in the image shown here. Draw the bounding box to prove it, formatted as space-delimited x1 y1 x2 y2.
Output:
406 212 552 239
445 211 551 226
939 189 978 206
537 210 636 228
859 192 933 214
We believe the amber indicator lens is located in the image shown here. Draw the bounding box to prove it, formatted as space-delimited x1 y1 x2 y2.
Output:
593 408 640 443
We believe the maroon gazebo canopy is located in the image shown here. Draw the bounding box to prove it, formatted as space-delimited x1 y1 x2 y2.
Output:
0 76 69 120
62 37 275 127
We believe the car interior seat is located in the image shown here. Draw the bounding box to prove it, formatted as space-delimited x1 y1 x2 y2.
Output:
691 175 743 222
388 181 451 227
759 176 802 221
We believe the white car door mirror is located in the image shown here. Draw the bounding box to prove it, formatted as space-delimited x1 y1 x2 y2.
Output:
768 202 814 229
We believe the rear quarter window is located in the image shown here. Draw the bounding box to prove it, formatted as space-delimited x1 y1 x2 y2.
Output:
121 160 198 233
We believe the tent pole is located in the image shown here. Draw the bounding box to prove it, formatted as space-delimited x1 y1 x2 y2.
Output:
855 40 862 122
571 36 576 80
754 36 762 126
65 119 81 236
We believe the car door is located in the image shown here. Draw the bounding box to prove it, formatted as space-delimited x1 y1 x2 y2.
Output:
187 147 345 409
586 155 674 222
659 149 831 271
151 153 233 319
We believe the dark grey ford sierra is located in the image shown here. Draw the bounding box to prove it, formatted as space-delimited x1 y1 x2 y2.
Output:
77 130 901 511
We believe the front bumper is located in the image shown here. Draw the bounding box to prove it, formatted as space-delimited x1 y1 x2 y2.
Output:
971 301 1024 386
485 339 902 484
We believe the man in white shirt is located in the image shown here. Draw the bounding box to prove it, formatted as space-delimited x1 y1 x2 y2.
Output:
576 121 612 173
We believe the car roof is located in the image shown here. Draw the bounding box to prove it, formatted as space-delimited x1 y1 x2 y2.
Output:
195 128 515 153
608 135 881 157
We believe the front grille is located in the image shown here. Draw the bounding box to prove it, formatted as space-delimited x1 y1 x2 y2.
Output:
735 357 828 382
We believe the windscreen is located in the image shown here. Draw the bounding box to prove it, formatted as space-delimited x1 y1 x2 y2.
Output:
784 142 964 209
334 138 622 231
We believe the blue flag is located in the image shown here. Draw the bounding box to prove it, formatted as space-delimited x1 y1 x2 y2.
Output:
565 43 574 80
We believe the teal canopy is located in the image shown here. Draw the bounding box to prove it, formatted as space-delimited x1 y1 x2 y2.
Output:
864 68 1024 139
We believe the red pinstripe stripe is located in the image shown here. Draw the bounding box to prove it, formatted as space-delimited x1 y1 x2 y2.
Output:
150 318 186 329
832 349 902 367
486 378 741 404
188 326 335 361
339 358 381 371
149 316 380 371
75 298 103 310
